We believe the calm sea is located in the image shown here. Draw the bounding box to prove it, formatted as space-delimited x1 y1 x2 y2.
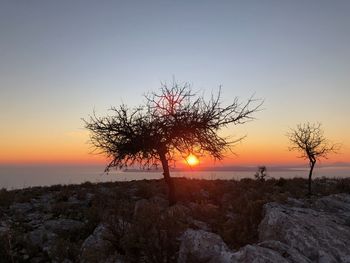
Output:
0 164 349 190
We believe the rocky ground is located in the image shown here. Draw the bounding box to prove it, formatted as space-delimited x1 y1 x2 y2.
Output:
0 177 350 262
179 193 350 263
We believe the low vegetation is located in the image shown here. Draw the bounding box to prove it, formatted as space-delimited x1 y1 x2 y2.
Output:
1 177 350 262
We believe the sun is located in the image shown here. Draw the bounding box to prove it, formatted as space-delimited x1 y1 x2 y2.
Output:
186 153 199 166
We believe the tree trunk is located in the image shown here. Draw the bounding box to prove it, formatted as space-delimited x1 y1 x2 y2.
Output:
159 151 176 206
308 160 316 196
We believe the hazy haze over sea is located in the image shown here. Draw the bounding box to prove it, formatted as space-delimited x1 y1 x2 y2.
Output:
0 164 349 190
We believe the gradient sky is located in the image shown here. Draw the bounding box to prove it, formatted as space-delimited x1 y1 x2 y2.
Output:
1 0 350 166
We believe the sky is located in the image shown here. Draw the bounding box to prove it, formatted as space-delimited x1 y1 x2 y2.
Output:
1 0 350 166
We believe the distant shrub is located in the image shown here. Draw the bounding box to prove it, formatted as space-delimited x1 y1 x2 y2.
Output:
254 166 267 182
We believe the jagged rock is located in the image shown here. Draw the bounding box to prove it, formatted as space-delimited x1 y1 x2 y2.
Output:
259 194 350 262
179 194 350 263
178 229 235 263
258 240 311 263
178 229 310 263
80 224 113 263
233 244 291 263
313 193 350 213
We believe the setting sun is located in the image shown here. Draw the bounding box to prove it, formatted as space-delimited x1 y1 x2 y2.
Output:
186 153 200 166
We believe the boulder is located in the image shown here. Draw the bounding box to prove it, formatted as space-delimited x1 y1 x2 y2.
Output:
258 240 311 263
80 224 113 263
313 193 350 214
178 229 308 263
178 229 235 263
179 194 350 263
233 244 292 263
259 194 350 262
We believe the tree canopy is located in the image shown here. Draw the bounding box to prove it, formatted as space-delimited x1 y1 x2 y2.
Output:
287 122 339 194
84 81 262 204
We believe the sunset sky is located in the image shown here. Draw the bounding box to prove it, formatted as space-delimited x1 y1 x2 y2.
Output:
1 0 350 166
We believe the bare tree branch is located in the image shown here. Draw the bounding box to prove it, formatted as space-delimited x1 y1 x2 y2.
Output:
287 122 340 195
84 81 263 204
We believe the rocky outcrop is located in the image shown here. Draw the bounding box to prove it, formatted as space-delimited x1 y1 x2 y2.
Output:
259 194 350 262
80 224 125 263
178 229 235 263
233 243 305 263
258 241 311 263
178 229 308 263
178 194 350 263
2 181 350 263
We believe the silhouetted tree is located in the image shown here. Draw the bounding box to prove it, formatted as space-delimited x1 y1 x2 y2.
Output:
84 81 262 205
254 166 267 182
287 122 339 195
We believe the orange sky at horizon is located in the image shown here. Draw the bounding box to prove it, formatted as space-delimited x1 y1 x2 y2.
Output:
1 127 348 167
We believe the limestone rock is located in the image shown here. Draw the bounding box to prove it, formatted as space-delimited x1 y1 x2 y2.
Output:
258 240 311 263
179 194 350 263
178 229 304 263
259 195 350 262
178 229 235 263
233 244 290 263
80 224 113 263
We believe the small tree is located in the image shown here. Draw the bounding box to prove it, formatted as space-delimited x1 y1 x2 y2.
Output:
254 166 267 182
287 122 339 195
84 81 262 205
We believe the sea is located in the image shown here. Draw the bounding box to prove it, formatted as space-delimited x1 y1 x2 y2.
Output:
0 164 349 190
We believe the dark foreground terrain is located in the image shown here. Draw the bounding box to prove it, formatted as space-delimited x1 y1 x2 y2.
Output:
1 177 350 262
